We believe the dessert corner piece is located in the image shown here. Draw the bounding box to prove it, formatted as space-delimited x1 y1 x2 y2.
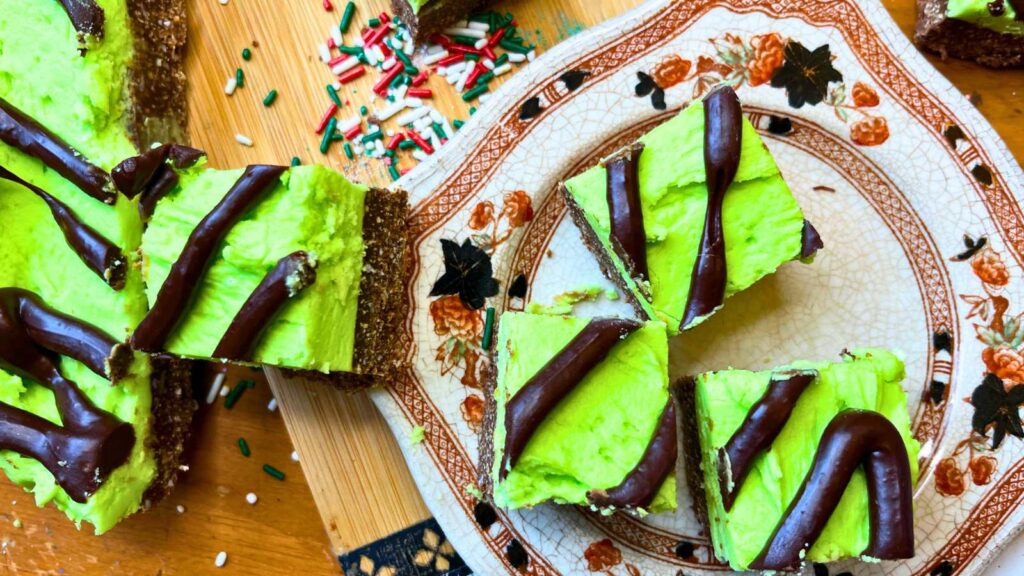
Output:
677 349 920 571
481 312 677 515
124 151 410 385
562 87 821 334
392 0 498 41
916 0 1024 68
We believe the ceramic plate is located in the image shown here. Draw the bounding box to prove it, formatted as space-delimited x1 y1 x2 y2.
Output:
369 0 1024 573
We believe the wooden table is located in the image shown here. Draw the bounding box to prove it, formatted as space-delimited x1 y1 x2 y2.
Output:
0 0 1020 574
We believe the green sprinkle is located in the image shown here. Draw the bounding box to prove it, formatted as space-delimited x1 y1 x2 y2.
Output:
465 53 480 61
388 165 400 181
320 117 337 153
389 74 405 89
331 132 345 141
482 307 496 350
453 119 465 129
235 68 244 88
453 35 478 46
404 65 419 76
499 39 531 54
462 84 489 102
396 50 412 66
242 47 252 61
494 53 509 66
326 84 342 107
238 438 251 457
368 17 381 27
338 45 362 55
360 105 368 115
290 156 301 167
339 1 356 33
361 130 383 143
224 379 254 409
262 89 278 107
469 106 477 115
398 139 416 150
469 12 492 24
385 149 396 159
343 142 354 159
477 71 494 84
432 122 446 139
262 464 285 481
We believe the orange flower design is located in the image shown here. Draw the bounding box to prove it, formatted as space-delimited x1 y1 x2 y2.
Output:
461 348 482 389
747 33 785 86
696 55 731 77
969 455 998 486
851 81 880 107
983 347 1024 385
850 117 890 146
652 55 691 89
584 539 622 572
934 457 966 496
468 201 494 231
430 295 484 341
460 395 485 431
500 190 534 227
972 248 1010 287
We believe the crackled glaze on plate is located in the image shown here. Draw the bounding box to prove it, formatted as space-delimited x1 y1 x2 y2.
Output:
369 0 1024 573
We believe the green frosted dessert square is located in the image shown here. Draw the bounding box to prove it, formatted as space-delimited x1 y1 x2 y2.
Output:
563 89 818 334
679 349 920 571
484 312 677 515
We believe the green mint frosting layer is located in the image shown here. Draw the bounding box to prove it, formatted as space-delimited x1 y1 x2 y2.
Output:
0 1 157 533
492 312 676 514
408 0 430 14
694 349 920 570
142 163 367 372
947 0 1024 35
564 100 806 332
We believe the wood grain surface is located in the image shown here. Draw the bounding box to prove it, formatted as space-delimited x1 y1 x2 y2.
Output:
0 0 1020 574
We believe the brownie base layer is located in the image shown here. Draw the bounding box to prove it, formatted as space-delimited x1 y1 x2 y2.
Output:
477 346 499 498
916 0 1024 68
560 184 652 321
392 0 497 42
672 377 712 541
142 353 197 507
126 0 189 149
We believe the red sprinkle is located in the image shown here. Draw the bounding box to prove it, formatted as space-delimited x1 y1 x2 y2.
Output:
406 130 434 154
361 27 375 43
406 88 432 98
373 64 402 95
323 0 333 10
465 64 484 88
378 11 390 22
386 134 406 150
400 168 411 176
328 54 349 67
437 54 464 67
315 103 338 134
448 44 482 56
343 124 362 140
482 46 497 62
487 27 508 47
430 33 452 47
337 66 366 83
411 71 430 86
365 24 390 47
327 37 337 49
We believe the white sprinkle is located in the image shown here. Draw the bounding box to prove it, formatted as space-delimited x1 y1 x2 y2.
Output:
373 45 386 62
391 39 404 50
220 384 230 397
375 101 406 122
223 77 237 96
404 97 423 108
427 43 445 54
412 149 430 162
385 128 395 137
493 63 512 77
245 492 258 505
206 371 226 404
331 56 360 75
420 49 449 66
395 106 431 126
445 73 459 85
436 65 447 76
176 505 186 513
365 47 379 66
429 108 445 124
235 134 253 147
290 450 299 462
393 84 409 101
267 398 278 412
441 120 455 139
479 93 491 104
455 64 474 93
446 61 467 75
318 43 332 63
215 551 228 568
354 35 365 47
444 27 486 39
338 115 361 133
474 38 488 50
454 19 470 28
414 116 433 132
403 40 415 55
482 58 495 70
508 52 526 63
381 57 397 71
527 50 536 62
468 21 490 31
219 0 228 5
329 27 343 49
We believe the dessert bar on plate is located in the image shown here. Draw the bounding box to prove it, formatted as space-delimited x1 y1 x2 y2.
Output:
916 0 1024 67
392 0 497 41
480 312 678 515
676 349 920 571
562 87 821 334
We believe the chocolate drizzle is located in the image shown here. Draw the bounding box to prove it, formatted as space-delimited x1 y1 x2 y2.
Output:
500 318 641 478
1010 0 1024 20
112 144 205 221
0 166 126 289
0 288 135 503
750 409 914 570
800 220 824 259
132 165 286 352
0 97 114 204
56 0 105 38
605 143 649 281
717 370 816 510
680 86 743 330
588 399 676 509
213 251 318 361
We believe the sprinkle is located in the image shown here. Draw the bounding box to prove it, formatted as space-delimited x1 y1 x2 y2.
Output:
482 307 496 349
224 379 254 409
315 103 338 134
374 65 403 95
323 0 333 11
507 52 527 63
215 552 227 568
388 164 400 180
339 2 355 32
206 370 226 404
437 53 465 67
375 100 406 122
235 67 245 88
488 27 508 47
262 464 285 481
493 63 512 76
246 492 258 505
412 149 429 162
343 124 362 140
445 27 487 39
176 505 185 513
242 47 252 60
361 130 384 143
224 76 238 95
320 117 337 153
262 89 278 107
238 438 251 457
220 384 230 397
395 106 431 126
331 55 361 75
360 105 368 115
386 134 406 150
234 133 254 147
406 130 434 154
267 398 278 412
343 142 354 159
337 66 365 85
494 53 509 66
462 83 489 102
368 17 381 28
453 119 465 129
326 84 342 106
499 38 531 54
411 71 429 86
290 451 300 462
318 43 332 63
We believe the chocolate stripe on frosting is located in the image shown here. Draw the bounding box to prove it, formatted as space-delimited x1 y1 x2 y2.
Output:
588 399 676 509
132 165 286 352
213 251 317 361
112 144 206 221
0 166 126 289
605 143 649 281
750 409 915 570
801 220 824 259
0 288 135 502
0 97 114 204
57 0 105 38
681 86 742 330
500 318 641 479
717 370 816 510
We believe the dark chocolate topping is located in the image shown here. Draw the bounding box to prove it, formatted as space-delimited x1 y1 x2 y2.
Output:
112 144 205 221
800 220 824 259
681 86 742 330
588 399 676 509
1010 0 1024 20
500 318 641 478
605 144 649 281
0 97 114 204
718 371 816 510
213 251 317 361
57 0 105 38
989 0 1006 17
750 409 914 570
132 165 286 352
0 288 134 502
0 166 126 290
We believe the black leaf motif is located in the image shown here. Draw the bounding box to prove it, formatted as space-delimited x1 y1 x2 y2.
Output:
651 87 667 110
943 124 966 148
519 97 543 120
768 115 793 135
953 234 987 261
506 539 529 569
930 380 947 404
971 373 1024 449
429 238 499 310
508 273 528 299
971 164 994 187
933 331 953 353
560 69 591 92
770 41 843 108
930 560 954 576
473 500 497 529
674 541 694 559
635 71 657 97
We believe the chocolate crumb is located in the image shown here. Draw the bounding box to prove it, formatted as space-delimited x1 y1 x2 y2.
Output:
768 115 793 135
988 0 1005 17
929 380 947 404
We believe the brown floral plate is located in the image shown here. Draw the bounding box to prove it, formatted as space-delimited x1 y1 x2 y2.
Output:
368 0 1024 573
